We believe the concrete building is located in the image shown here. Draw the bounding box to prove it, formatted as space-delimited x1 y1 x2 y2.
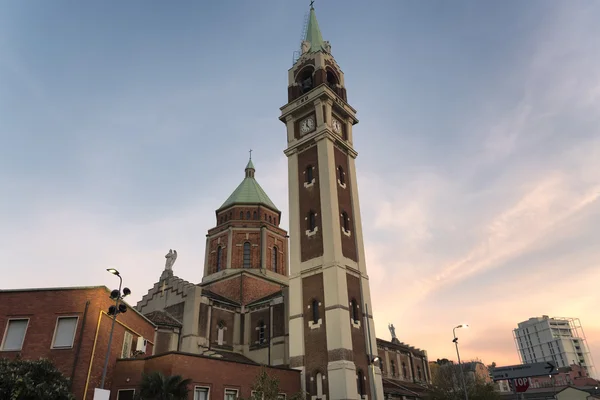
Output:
0 286 156 400
514 316 596 377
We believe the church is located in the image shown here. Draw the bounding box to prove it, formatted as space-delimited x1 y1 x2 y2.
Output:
133 4 431 400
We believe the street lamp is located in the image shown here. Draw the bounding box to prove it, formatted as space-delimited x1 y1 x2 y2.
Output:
453 324 469 400
100 268 131 389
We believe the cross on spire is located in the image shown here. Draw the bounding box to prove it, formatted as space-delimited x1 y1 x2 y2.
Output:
249 149 253 160
310 0 314 8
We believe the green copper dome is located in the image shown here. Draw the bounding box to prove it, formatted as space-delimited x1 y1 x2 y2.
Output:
218 160 279 212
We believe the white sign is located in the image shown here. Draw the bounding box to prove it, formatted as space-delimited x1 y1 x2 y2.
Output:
492 362 557 381
93 388 110 400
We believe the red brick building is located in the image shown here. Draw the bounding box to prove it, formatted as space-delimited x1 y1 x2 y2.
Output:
0 286 156 400
112 352 301 400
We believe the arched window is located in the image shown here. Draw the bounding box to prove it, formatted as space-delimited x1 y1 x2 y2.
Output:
274 217 277 225
306 165 314 183
341 211 350 232
269 215 272 223
216 246 222 272
326 68 339 89
229 212 232 220
264 214 267 221
351 299 359 323
308 210 316 231
257 321 266 344
312 299 319 323
338 165 345 185
240 211 244 219
272 247 278 272
246 211 251 220
417 365 422 381
243 242 251 268
253 211 257 220
391 360 396 376
217 320 225 345
357 369 365 396
315 372 323 397
402 362 407 377
297 67 314 94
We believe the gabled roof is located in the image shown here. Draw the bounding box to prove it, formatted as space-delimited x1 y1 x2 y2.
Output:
218 159 279 212
144 310 182 328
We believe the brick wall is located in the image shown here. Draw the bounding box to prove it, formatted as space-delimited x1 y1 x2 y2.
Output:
0 287 155 400
111 352 301 400
301 273 328 395
335 145 358 262
298 145 324 262
346 274 370 393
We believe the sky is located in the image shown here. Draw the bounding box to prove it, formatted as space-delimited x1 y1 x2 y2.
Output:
1 0 599 372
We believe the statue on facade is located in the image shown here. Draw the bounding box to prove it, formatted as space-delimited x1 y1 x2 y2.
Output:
388 323 397 340
323 40 331 53
165 249 177 270
301 40 311 54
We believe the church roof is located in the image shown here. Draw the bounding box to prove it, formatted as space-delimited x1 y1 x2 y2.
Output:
218 159 279 212
304 6 327 53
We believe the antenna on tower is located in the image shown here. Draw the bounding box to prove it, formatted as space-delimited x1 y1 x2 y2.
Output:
293 10 310 64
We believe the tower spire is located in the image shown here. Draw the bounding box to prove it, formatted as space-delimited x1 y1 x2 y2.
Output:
245 152 255 178
302 2 328 54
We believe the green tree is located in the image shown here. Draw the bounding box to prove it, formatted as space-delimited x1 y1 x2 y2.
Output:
240 366 305 400
426 364 500 400
136 371 192 400
0 357 75 400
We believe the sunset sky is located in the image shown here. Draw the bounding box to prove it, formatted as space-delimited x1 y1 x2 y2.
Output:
1 0 599 372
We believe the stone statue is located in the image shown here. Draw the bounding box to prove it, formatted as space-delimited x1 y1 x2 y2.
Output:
388 323 397 340
323 41 331 53
165 249 177 270
301 40 311 54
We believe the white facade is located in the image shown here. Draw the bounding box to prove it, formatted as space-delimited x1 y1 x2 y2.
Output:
513 316 596 378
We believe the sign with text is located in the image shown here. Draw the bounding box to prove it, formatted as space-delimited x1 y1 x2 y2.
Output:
492 362 557 381
514 377 530 393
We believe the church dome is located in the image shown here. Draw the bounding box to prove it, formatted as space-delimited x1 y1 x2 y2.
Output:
217 159 279 212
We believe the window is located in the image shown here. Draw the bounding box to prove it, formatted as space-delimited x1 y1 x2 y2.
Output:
216 246 222 272
246 211 251 220
257 321 266 344
312 299 319 324
390 360 396 376
308 211 316 231
217 321 225 346
341 211 350 232
225 389 238 400
351 299 359 323
402 362 407 377
1 319 29 351
240 211 244 219
315 372 323 397
379 358 384 373
117 389 135 400
194 387 209 400
229 212 232 220
338 165 345 185
243 242 251 268
306 165 314 183
269 216 272 223
417 365 422 380
121 331 133 358
272 247 278 272
357 369 365 396
52 316 78 348
253 211 258 220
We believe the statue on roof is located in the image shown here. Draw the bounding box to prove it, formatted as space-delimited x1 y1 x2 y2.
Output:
301 40 311 54
388 323 397 340
323 41 331 53
165 249 177 271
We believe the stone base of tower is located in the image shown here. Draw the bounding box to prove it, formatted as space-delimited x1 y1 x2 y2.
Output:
372 367 384 400
327 360 357 399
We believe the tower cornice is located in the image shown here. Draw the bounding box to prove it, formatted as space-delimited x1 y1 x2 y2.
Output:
283 129 358 159
279 84 358 123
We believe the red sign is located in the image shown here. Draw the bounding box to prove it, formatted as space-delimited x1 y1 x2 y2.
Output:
514 377 530 393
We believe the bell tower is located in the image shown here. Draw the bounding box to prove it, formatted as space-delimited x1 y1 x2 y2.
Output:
280 4 384 400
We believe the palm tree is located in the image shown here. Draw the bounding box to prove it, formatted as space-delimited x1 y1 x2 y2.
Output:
136 371 192 400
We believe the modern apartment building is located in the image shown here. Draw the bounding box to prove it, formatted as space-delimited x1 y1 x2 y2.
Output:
513 316 596 378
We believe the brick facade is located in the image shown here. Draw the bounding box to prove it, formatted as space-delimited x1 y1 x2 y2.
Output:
0 287 155 400
297 144 324 262
335 145 358 262
111 352 301 400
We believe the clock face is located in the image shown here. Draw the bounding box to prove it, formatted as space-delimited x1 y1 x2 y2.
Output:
332 119 342 134
300 116 315 134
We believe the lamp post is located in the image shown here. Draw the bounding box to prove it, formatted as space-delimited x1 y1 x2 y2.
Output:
365 303 378 400
100 268 131 389
453 324 469 400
